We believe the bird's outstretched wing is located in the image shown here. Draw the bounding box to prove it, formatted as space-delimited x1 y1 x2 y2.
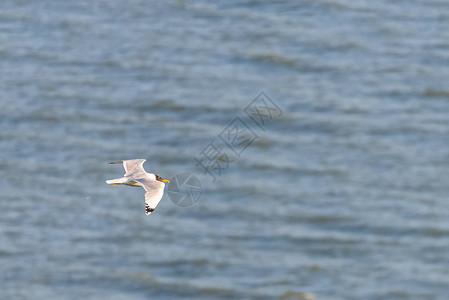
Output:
135 178 165 215
109 159 147 176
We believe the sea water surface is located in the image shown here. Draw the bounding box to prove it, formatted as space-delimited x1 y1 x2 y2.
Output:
1 1 449 299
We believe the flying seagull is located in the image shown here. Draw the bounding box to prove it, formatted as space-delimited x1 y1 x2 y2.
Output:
106 159 169 215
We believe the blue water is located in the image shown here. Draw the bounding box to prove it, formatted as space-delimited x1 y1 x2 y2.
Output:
1 1 449 299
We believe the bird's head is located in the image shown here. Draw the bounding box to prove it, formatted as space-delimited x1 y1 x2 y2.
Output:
155 174 170 183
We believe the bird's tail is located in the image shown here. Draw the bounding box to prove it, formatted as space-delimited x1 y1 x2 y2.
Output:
106 177 127 185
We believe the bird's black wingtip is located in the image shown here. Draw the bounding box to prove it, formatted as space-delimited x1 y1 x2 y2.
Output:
108 160 123 164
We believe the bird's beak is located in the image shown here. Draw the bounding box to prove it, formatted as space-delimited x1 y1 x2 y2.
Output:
161 179 170 183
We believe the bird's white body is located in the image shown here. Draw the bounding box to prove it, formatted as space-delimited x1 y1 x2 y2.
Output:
106 159 169 215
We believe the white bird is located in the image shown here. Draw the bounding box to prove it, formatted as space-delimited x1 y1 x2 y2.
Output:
106 159 169 215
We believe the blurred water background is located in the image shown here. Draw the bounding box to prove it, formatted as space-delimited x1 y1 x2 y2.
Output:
1 1 449 299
